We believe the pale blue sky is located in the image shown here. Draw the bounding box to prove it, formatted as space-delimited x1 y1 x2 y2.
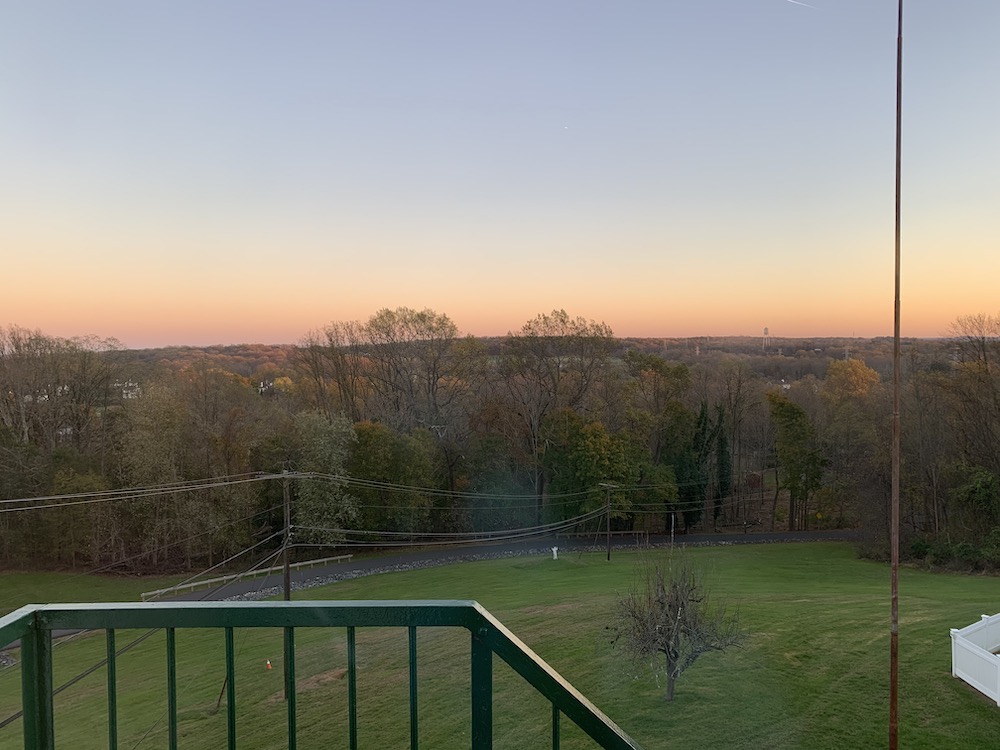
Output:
2 1 998 346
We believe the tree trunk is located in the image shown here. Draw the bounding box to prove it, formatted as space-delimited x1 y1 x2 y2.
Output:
771 468 780 531
665 655 678 701
534 469 545 526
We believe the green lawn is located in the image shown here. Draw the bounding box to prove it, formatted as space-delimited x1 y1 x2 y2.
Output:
1 543 997 749
0 570 187 618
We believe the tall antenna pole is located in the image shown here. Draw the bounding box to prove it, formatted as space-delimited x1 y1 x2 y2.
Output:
889 1 903 748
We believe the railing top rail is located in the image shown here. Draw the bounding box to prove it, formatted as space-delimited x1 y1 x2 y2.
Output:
0 604 37 649
3 600 482 634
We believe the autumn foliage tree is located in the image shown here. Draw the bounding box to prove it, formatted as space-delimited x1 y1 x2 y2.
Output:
767 390 824 531
496 310 618 522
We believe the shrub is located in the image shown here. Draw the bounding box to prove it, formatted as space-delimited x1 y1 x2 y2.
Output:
927 540 953 566
909 537 930 560
982 527 1000 568
952 542 982 569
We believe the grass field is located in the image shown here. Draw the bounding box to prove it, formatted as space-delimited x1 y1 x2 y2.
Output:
0 571 187 618
1 542 998 749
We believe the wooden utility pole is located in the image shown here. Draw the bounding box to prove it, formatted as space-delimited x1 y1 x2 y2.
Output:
599 483 615 562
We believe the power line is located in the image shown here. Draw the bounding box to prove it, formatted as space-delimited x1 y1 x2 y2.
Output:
69 503 284 578
295 507 603 539
294 508 607 548
0 468 761 517
0 474 280 515
142 530 285 602
0 473 272 506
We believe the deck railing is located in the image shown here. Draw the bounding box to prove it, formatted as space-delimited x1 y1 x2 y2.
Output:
0 600 643 749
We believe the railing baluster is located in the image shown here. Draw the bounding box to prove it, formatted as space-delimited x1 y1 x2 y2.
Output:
21 624 54 750
409 625 418 750
551 704 560 750
166 628 177 750
471 626 493 750
225 627 236 750
348 626 358 750
106 629 117 750
285 626 296 750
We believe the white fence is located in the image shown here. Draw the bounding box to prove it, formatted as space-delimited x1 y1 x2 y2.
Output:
140 554 353 601
951 613 1000 706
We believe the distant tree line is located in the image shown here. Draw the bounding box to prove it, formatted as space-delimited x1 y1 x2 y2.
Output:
2 311 999 572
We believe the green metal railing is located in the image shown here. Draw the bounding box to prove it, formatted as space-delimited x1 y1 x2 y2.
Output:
0 601 643 749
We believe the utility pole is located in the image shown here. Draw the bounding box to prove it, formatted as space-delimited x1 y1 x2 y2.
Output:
889 2 904 748
599 483 616 562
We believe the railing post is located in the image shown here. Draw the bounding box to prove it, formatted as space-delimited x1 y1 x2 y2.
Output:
225 627 236 750
348 626 358 750
166 628 178 750
20 618 54 750
285 626 297 750
106 629 118 750
950 628 958 678
471 625 493 750
409 626 418 750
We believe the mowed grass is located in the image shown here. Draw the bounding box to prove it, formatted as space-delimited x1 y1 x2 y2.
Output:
0 570 187 617
1 542 998 749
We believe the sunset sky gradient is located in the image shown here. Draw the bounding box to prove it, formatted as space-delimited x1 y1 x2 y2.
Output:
2 1 998 347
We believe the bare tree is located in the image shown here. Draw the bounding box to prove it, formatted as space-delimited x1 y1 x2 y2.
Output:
611 554 746 701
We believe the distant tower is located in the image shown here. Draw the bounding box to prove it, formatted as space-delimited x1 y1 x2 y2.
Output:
763 326 770 350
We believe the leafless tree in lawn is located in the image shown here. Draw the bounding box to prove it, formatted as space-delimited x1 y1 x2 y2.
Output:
611 554 747 701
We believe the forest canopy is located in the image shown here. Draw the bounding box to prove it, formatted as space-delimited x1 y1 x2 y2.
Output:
0 311 994 572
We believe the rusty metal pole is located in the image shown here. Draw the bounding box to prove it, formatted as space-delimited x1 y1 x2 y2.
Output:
890 1 903 748
283 471 292 701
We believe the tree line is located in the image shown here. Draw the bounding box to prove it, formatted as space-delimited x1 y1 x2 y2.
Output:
2 310 999 571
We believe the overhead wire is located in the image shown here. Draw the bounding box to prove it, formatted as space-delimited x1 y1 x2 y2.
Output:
293 508 604 539
0 473 274 506
66 503 284 578
0 468 744 518
294 508 607 548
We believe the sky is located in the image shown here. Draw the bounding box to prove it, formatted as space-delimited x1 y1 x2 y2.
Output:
2 1 998 348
